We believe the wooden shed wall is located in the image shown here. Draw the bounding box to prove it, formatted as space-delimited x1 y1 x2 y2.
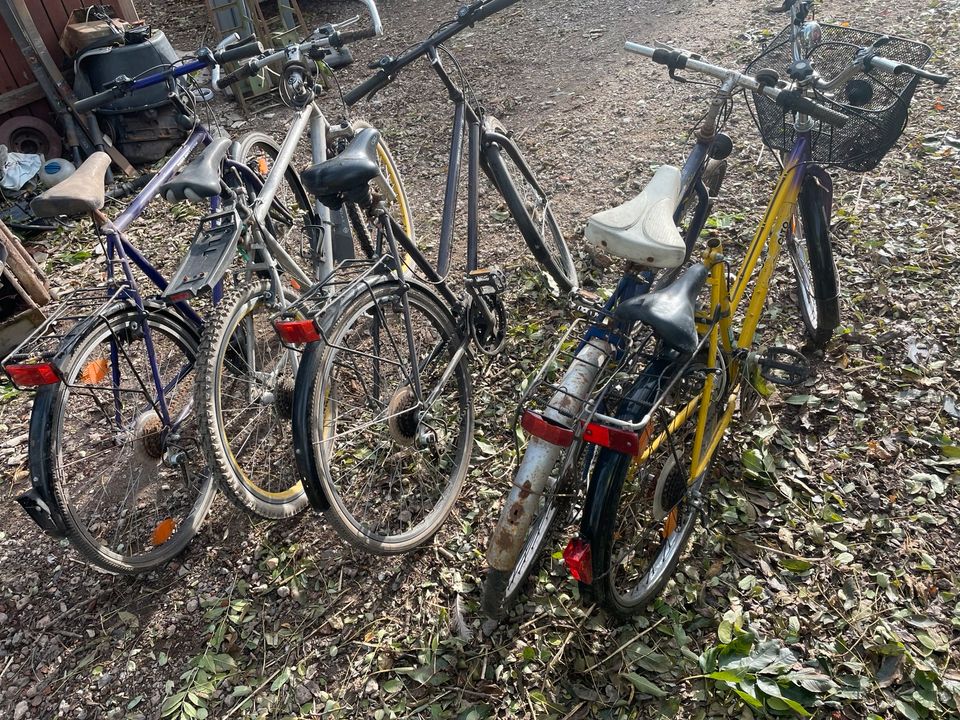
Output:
0 1 139 124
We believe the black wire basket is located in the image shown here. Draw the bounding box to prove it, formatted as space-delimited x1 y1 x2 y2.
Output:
745 23 933 172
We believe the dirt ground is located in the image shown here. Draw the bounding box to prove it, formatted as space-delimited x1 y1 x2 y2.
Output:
1 0 958 718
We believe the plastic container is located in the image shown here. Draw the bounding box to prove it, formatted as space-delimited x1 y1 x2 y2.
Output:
38 158 77 187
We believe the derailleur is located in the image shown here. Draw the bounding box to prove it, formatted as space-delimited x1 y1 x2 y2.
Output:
466 267 507 355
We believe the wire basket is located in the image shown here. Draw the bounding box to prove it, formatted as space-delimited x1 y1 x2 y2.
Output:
745 24 932 171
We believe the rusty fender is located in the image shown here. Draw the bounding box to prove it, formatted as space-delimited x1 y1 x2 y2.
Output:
486 339 612 571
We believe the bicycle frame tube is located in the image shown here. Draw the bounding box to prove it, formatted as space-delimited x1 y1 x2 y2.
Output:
683 133 811 479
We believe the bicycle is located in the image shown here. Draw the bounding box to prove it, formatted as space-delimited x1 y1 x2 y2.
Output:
482 0 948 618
160 17 415 521
0 15 410 571
0 35 267 574
272 0 579 554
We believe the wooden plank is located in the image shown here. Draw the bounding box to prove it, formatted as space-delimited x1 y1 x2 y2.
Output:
0 15 33 91
23 0 66 67
0 82 45 114
112 0 140 22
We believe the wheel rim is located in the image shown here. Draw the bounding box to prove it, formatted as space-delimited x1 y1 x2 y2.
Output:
787 213 819 330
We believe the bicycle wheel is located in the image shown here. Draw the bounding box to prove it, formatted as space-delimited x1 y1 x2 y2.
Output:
585 353 723 618
482 439 585 619
30 306 213 574
196 281 306 518
482 118 578 293
299 280 473 553
235 132 317 272
786 178 839 347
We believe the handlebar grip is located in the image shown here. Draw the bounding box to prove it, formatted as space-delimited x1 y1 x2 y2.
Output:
870 55 950 86
74 86 122 113
472 0 520 22
333 27 378 48
774 89 849 127
216 62 258 89
343 69 392 106
214 38 264 65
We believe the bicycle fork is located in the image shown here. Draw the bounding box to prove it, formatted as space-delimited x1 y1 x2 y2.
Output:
487 339 612 572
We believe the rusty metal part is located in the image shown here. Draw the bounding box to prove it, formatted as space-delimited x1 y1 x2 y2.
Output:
0 116 61 158
386 386 418 446
135 412 164 460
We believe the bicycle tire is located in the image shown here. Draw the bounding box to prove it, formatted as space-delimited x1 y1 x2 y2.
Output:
786 178 839 347
31 306 213 574
482 118 577 293
196 281 306 518
584 353 722 618
481 439 585 619
297 280 473 553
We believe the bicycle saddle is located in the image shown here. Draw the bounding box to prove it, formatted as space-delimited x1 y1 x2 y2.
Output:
30 152 111 218
160 138 232 202
615 263 708 354
585 165 685 269
301 128 381 203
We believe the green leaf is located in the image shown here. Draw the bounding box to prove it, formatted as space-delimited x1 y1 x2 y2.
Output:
622 672 667 698
731 686 764 708
382 678 403 694
270 666 291 692
160 692 187 718
707 670 745 683
895 698 921 720
779 557 812 572
767 695 812 716
522 646 536 662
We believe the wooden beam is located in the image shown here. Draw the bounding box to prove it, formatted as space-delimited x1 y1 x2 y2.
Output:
0 81 44 114
112 0 139 22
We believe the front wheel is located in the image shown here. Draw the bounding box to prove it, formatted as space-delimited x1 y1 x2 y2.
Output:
483 118 577 293
584 355 722 618
32 307 214 574
786 179 839 347
196 281 306 519
296 281 474 553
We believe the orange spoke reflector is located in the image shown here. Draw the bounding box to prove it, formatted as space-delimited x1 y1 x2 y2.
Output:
80 357 108 384
257 156 269 175
152 518 176 546
662 508 678 539
290 278 301 291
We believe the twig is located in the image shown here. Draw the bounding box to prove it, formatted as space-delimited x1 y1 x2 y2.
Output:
583 616 666 674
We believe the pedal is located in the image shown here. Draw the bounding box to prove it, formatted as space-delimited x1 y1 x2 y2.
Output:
465 266 506 297
757 346 809 386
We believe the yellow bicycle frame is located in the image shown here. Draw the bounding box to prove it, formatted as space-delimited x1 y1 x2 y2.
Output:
633 139 810 483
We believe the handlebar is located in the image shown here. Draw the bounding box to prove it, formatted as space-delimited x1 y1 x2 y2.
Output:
867 54 950 86
344 0 520 105
213 35 264 65
626 42 849 127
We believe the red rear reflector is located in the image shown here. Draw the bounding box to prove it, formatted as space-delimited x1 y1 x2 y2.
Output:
563 537 593 584
521 410 574 447
167 290 194 304
5 362 60 387
274 319 320 344
583 421 644 455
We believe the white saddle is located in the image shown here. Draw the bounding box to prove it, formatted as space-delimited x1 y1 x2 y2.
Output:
585 165 684 269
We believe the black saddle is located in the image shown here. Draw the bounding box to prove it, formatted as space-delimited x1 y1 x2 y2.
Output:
160 138 231 202
615 264 708 354
301 128 380 205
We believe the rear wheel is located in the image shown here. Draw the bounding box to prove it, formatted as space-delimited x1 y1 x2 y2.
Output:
196 281 306 518
33 307 213 574
302 282 473 553
587 354 722 618
483 118 577 293
787 180 839 347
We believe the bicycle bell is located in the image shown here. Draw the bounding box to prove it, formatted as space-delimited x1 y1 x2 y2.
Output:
797 20 822 55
